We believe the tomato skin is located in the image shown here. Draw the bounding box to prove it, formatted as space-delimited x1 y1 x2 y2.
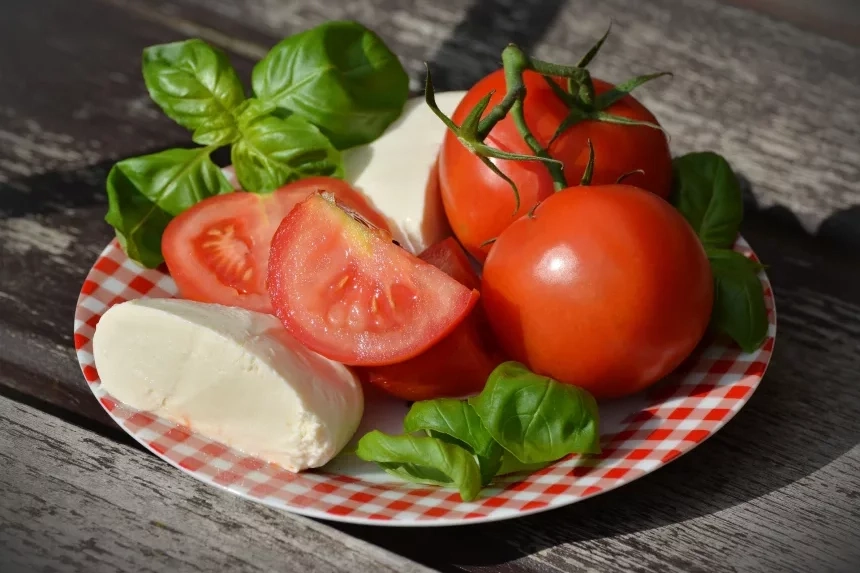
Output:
162 177 389 314
267 194 480 366
481 185 712 399
439 70 671 261
556 78 672 199
359 238 505 400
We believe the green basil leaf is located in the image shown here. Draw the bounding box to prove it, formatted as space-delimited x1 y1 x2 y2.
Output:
104 147 232 267
671 152 743 249
234 98 278 127
403 399 503 486
231 114 343 192
496 455 552 477
252 21 409 149
469 362 601 465
707 248 769 352
356 431 481 502
142 39 245 146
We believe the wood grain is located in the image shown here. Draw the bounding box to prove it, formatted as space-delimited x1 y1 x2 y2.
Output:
720 0 860 45
0 395 436 573
2 0 859 431
1 0 859 571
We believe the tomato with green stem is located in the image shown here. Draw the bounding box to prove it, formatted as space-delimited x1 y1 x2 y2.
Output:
428 27 671 261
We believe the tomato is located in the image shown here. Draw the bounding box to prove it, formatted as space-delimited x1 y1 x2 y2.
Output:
359 238 505 400
162 177 389 314
481 185 712 399
438 70 671 261
267 193 480 366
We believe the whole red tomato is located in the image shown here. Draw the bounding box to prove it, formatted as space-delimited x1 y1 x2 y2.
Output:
359 238 504 400
438 70 671 262
481 185 712 399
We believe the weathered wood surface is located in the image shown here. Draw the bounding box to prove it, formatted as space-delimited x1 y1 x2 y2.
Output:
721 0 860 45
2 0 859 435
0 395 436 573
0 0 859 571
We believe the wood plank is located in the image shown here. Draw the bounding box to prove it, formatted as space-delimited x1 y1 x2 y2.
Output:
0 395 437 573
719 0 860 45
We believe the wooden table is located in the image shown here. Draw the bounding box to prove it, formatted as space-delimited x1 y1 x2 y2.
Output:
1 0 859 571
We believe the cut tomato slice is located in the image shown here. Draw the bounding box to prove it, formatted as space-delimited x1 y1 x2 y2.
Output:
358 238 504 400
162 177 389 314
267 193 479 366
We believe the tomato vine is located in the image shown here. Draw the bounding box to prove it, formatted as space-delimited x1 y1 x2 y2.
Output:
425 25 671 206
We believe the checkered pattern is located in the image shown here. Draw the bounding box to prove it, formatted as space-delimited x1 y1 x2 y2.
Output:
74 238 776 526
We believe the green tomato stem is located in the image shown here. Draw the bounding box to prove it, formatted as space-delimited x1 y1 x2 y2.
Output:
501 45 569 191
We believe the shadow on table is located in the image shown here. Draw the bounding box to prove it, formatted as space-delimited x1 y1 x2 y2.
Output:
0 145 235 220
332 184 860 571
425 0 567 90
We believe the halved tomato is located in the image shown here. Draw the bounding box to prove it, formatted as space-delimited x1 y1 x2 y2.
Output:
358 238 505 400
267 193 480 366
162 177 389 314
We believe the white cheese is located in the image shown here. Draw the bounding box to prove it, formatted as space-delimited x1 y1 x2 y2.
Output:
93 298 363 472
343 91 467 254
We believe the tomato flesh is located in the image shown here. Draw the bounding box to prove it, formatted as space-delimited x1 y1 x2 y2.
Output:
359 238 504 400
162 177 389 314
267 193 479 366
439 70 671 262
191 218 256 294
481 185 713 399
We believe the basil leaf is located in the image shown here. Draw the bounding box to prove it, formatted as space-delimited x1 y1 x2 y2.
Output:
231 114 343 192
403 399 503 486
469 362 601 464
356 431 481 502
671 152 743 249
143 39 245 146
252 21 409 149
707 248 769 352
496 454 552 476
105 147 232 267
234 98 279 127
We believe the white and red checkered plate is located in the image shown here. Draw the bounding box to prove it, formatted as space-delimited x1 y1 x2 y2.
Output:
74 234 775 526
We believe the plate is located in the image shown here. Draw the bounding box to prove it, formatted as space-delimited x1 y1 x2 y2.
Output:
73 236 775 526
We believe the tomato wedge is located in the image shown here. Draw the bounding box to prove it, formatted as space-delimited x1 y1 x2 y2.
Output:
267 193 480 366
358 238 505 400
162 177 388 314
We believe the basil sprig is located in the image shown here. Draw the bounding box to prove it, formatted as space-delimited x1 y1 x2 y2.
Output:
142 39 245 146
106 23 408 267
253 21 409 150
470 362 601 463
403 399 502 486
356 432 482 503
231 113 343 192
671 152 769 352
356 362 601 501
